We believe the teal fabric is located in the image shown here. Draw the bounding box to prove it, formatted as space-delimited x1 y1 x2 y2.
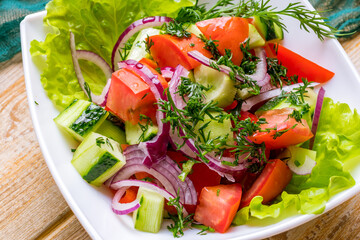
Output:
0 0 49 62
309 0 360 39
0 0 359 62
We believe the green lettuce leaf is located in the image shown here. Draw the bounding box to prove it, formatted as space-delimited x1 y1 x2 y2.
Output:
233 98 358 225
30 0 195 109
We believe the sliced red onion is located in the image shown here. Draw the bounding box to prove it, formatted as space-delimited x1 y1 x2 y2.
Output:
111 179 188 216
111 150 197 205
112 16 173 71
241 82 320 112
118 59 170 167
187 48 270 87
309 87 325 150
69 32 112 106
287 155 317 175
250 48 270 87
161 67 175 79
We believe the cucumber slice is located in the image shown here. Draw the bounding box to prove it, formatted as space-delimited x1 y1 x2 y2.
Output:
133 187 164 233
194 65 236 108
194 110 234 146
256 88 317 126
95 120 126 144
71 132 126 186
126 28 161 61
54 99 109 141
279 146 317 175
125 121 158 145
186 24 202 37
248 24 265 49
253 16 284 42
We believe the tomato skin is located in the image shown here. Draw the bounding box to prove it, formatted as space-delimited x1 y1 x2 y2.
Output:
223 100 238 112
248 108 313 149
149 34 212 70
105 64 167 125
267 43 335 83
139 58 158 70
239 111 258 122
196 17 249 65
240 159 292 208
194 184 242 233
167 151 221 199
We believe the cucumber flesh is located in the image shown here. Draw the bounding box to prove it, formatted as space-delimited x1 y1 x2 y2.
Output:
194 110 234 146
186 24 202 37
125 121 158 145
54 99 108 141
126 28 161 61
194 65 236 108
133 187 164 233
253 16 284 42
279 146 317 175
248 24 265 49
71 132 126 186
95 120 126 144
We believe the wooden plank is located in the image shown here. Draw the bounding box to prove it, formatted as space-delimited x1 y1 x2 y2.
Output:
0 77 72 239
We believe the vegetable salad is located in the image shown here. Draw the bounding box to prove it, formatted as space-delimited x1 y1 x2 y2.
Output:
30 0 360 237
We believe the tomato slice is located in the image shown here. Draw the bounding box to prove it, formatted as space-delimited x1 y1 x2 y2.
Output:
248 108 313 149
194 184 242 233
196 17 249 66
105 64 168 125
139 58 158 70
149 34 212 70
240 159 292 208
167 151 221 199
267 43 335 83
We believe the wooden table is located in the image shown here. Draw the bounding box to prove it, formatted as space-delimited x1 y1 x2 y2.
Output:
1 34 359 240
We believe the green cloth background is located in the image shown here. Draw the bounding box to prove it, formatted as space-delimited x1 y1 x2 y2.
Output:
0 0 359 62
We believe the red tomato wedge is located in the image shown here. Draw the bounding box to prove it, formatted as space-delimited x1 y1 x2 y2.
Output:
105 66 168 125
239 111 258 122
248 108 313 149
167 151 221 199
240 159 292 208
149 34 212 70
267 43 335 83
196 17 249 66
194 184 242 233
139 58 158 70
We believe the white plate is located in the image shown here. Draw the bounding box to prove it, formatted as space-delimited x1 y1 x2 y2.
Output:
20 0 360 239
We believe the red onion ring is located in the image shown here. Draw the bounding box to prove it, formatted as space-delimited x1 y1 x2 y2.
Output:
241 82 320 112
111 179 188 216
111 149 197 205
69 32 112 106
309 87 325 150
187 48 270 87
111 16 173 71
118 59 170 167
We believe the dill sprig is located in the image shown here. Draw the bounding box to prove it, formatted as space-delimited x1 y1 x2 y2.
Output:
169 0 338 41
159 77 230 163
235 0 338 40
167 192 194 238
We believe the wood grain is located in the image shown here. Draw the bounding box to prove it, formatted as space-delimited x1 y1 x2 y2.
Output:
0 33 359 240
